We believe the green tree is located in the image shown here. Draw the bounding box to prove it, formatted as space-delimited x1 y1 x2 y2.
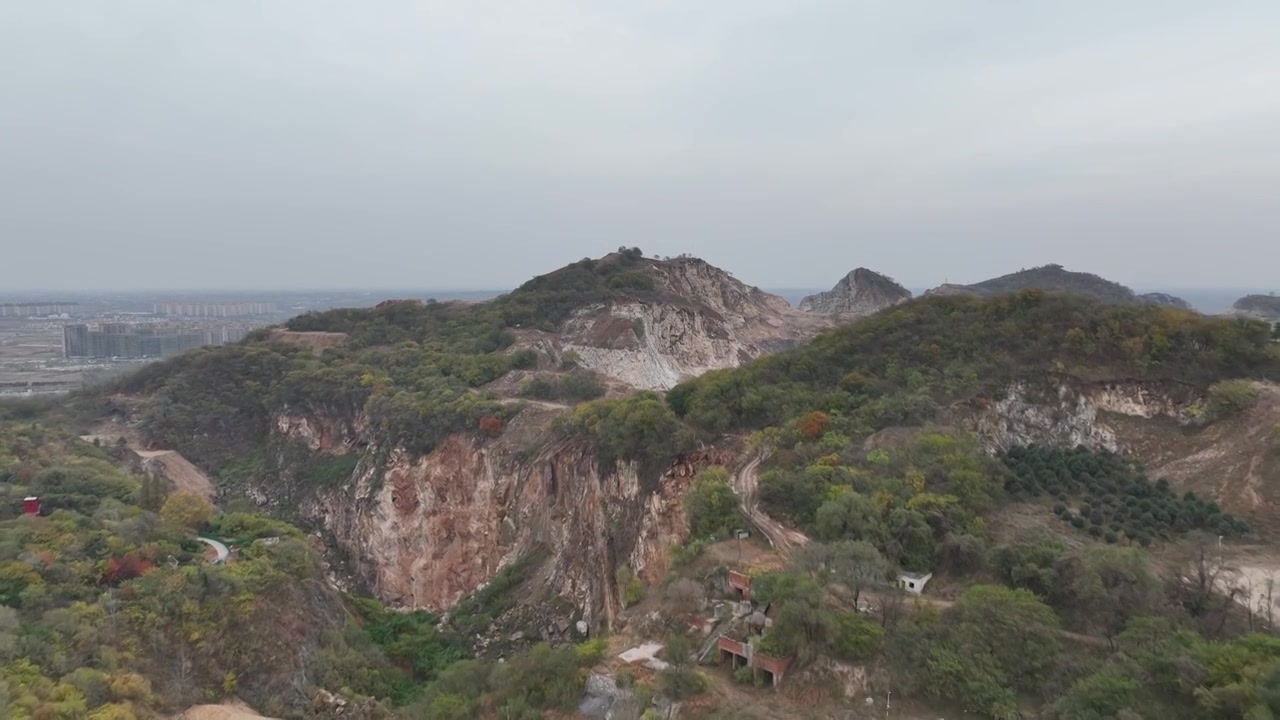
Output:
950 585 1062 691
1043 671 1142 720
752 573 834 665
1053 546 1162 643
684 467 741 541
826 541 892 604
813 492 883 545
830 612 883 661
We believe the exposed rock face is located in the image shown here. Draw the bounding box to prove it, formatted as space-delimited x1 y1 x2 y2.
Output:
1233 294 1280 320
798 268 912 316
956 377 1200 452
552 258 834 390
288 409 737 628
275 411 366 454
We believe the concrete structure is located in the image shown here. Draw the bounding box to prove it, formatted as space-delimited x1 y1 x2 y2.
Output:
727 570 753 600
897 571 933 595
716 636 793 687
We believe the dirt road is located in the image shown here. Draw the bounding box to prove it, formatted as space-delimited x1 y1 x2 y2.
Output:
732 455 809 556
81 431 215 501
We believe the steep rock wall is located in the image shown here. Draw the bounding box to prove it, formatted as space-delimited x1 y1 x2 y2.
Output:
290 415 734 628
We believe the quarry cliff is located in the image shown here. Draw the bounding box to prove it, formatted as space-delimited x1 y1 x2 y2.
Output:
538 255 835 390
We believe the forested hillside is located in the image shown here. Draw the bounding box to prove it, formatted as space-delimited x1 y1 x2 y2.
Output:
59 273 1280 719
669 290 1279 437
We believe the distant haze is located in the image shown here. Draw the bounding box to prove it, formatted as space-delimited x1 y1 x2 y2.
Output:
3 2 1279 292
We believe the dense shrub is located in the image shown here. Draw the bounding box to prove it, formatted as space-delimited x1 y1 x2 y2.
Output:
1204 379 1260 421
519 373 606 403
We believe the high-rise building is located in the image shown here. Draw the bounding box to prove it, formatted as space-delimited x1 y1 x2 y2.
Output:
62 324 90 358
63 323 216 359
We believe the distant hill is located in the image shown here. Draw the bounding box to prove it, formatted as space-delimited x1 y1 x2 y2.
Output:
1138 292 1193 310
798 268 912 317
926 263 1193 309
1233 294 1280 320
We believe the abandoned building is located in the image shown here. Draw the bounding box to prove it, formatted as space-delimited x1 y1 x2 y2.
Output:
897 570 933 595
727 570 753 600
716 634 793 687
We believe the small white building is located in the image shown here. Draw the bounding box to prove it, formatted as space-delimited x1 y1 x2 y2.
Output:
897 571 933 595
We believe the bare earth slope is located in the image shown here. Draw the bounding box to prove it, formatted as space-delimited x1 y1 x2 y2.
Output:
1108 382 1280 535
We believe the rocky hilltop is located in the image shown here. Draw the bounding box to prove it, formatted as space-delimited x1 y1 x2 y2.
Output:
798 267 912 316
531 254 834 390
927 263 1191 309
1233 294 1280 319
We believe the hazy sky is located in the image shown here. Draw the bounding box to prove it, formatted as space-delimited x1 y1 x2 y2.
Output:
3 1 1279 292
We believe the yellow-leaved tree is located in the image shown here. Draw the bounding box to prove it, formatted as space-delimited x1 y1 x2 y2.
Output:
160 491 212 532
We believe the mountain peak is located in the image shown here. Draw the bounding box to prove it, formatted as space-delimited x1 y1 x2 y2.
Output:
799 267 912 316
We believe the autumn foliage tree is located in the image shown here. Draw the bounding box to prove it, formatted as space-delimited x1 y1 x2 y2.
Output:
160 491 213 532
100 554 154 585
478 416 503 438
796 411 831 441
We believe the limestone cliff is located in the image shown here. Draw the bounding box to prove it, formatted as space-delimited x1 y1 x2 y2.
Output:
798 268 912 317
954 376 1201 452
282 407 736 631
547 257 833 390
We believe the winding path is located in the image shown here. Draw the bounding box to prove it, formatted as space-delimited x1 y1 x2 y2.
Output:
732 454 809 557
198 537 230 565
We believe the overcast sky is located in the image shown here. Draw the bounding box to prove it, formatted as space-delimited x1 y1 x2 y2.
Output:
3 1 1279 292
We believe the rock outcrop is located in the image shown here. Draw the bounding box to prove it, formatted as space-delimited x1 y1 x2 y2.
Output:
955 377 1201 452
798 268 912 316
548 257 834 390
